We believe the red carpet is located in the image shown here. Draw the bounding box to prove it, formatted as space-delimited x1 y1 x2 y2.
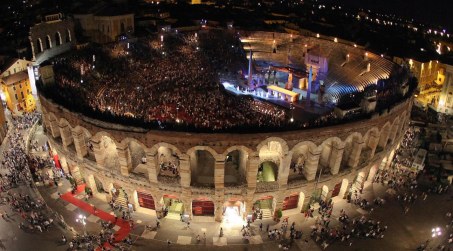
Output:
60 184 131 250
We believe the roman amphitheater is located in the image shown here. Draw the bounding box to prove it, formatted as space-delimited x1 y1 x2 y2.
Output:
38 30 413 223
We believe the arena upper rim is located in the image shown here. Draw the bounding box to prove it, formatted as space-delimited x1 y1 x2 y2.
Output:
37 29 412 133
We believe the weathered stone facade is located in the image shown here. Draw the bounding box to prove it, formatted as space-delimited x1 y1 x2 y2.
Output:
40 94 412 221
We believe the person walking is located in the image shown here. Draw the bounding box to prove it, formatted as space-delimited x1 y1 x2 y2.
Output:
259 223 263 232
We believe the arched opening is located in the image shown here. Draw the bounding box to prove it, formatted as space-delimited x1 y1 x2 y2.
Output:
332 179 349 199
378 123 391 152
360 128 378 164
156 146 180 183
351 172 366 196
192 197 214 217
120 22 125 33
258 140 284 183
45 35 52 49
223 199 245 225
100 135 120 170
283 192 300 211
36 38 43 53
161 194 184 220
319 138 343 175
310 184 329 204
128 140 146 172
290 143 315 182
68 163 83 185
94 176 105 191
341 136 355 171
136 190 155 210
257 161 278 182
224 150 247 186
254 196 274 219
190 149 215 187
156 146 179 184
65 29 71 42
55 32 62 46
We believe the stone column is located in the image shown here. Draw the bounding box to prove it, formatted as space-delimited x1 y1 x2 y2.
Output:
72 129 87 159
304 149 320 181
214 188 225 222
329 143 344 175
117 143 132 176
246 154 260 188
48 116 60 138
181 187 192 217
91 138 105 168
278 154 291 187
179 156 191 188
385 149 396 169
369 134 379 158
215 160 225 189
348 140 364 168
59 124 73 151
146 151 158 185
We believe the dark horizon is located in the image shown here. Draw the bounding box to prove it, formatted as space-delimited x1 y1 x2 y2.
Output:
325 0 452 30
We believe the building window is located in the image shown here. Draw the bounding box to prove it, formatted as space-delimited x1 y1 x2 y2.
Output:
15 94 18 100
21 92 24 99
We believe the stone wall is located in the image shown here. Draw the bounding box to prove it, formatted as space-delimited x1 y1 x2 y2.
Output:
40 94 412 221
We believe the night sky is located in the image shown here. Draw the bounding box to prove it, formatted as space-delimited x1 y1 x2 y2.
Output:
325 0 452 30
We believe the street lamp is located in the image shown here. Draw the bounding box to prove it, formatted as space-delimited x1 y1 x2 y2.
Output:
176 107 180 123
432 227 442 238
76 214 87 235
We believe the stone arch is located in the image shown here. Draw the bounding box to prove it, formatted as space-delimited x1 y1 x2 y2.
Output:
288 141 318 182
378 122 392 150
120 138 147 171
155 144 181 181
45 35 52 49
187 146 218 187
58 118 74 149
257 137 288 183
47 113 60 138
361 127 379 162
73 125 92 159
55 31 62 46
223 146 250 186
149 142 183 156
36 38 43 53
396 111 407 139
319 137 345 175
65 29 72 43
341 132 363 170
92 131 120 171
388 117 400 146
256 137 289 156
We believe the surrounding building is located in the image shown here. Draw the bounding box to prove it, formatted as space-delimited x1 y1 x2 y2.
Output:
73 6 134 43
1 71 35 113
0 101 7 144
29 13 76 65
437 63 453 114
394 57 447 109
